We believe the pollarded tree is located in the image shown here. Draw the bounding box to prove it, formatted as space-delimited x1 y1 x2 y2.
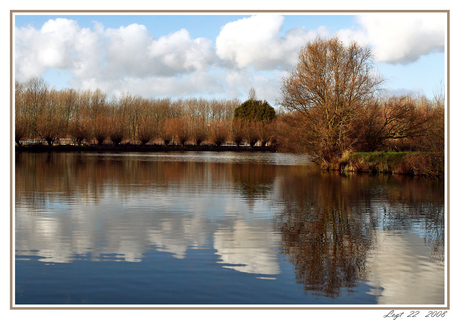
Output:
68 117 91 146
93 115 110 145
159 118 176 146
231 117 245 148
244 120 260 148
209 120 230 147
137 117 157 146
176 118 191 147
167 118 190 147
280 36 384 165
109 115 127 146
257 120 273 147
35 90 67 145
190 118 208 146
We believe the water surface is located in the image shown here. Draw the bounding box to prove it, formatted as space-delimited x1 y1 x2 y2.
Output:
14 152 445 305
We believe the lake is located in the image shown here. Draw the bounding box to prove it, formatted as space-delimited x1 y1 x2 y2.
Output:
14 151 445 306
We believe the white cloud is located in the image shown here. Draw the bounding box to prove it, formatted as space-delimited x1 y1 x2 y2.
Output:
354 13 445 64
15 18 217 84
104 23 155 77
148 29 216 75
15 18 83 81
216 15 328 70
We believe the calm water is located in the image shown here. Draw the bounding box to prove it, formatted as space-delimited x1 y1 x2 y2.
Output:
14 152 445 305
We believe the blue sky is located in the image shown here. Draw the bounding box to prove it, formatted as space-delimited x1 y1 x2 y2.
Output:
14 12 447 106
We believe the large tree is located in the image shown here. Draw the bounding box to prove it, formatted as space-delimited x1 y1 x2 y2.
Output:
280 36 384 165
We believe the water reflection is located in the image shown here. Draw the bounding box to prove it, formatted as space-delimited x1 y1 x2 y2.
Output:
15 152 286 272
15 152 444 303
273 169 444 302
214 219 281 275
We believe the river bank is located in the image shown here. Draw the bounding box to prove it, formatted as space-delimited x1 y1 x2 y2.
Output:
335 151 444 177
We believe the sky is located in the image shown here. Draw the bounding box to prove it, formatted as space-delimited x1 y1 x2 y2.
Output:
13 12 447 106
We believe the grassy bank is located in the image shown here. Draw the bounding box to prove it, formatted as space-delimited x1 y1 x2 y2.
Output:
337 151 444 177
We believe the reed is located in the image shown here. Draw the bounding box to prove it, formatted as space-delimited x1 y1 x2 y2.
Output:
339 151 444 177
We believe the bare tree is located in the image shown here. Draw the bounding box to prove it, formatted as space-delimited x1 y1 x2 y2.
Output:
15 81 29 145
168 118 190 147
35 90 67 145
256 120 273 147
137 117 157 146
109 115 126 146
93 115 110 145
159 118 176 146
15 113 29 146
244 121 260 148
353 95 434 152
59 88 79 136
190 118 208 146
231 118 245 148
280 36 384 164
23 77 48 138
68 117 91 146
209 120 230 147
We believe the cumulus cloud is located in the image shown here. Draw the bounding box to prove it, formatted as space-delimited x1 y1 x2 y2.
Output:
104 23 155 77
15 18 217 84
148 29 216 75
354 13 445 64
216 15 328 70
15 18 82 81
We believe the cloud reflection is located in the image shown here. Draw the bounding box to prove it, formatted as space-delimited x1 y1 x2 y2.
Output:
15 152 284 275
15 152 444 302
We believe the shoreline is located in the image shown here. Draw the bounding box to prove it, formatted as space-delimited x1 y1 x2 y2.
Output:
336 151 444 178
14 146 444 178
14 144 277 153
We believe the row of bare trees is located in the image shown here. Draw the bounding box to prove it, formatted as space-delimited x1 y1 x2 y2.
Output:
15 75 444 156
15 78 278 148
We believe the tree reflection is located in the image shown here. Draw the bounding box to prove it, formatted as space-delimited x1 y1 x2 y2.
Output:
275 172 376 297
15 152 278 209
230 162 276 209
274 170 444 298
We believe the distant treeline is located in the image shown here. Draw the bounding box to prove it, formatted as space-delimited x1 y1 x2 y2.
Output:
15 77 444 161
15 77 269 148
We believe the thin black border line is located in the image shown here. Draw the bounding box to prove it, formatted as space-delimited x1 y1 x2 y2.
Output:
10 9 450 311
